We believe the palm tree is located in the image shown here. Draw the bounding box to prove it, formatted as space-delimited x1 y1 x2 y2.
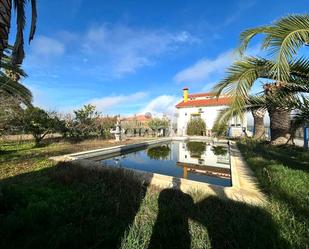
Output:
0 0 37 65
251 108 266 139
213 57 309 144
238 14 309 82
289 96 309 144
214 95 266 139
0 47 32 106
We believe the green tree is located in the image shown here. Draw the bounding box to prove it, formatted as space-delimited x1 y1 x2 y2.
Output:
22 107 61 145
0 0 37 65
74 104 98 124
186 118 206 136
94 116 117 139
214 95 267 139
69 104 100 138
148 117 169 137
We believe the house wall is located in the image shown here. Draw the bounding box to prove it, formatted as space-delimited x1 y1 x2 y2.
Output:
176 106 247 136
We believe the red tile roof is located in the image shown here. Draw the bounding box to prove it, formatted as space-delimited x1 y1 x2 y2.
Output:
175 97 231 108
188 92 214 98
123 114 152 122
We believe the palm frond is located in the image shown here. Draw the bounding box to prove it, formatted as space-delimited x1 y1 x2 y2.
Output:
12 0 26 65
212 57 274 109
0 0 12 60
238 26 272 55
0 45 32 106
29 0 37 43
212 55 309 114
266 15 309 81
0 75 32 106
290 57 309 79
0 62 27 77
0 0 37 65
238 14 309 82
214 95 266 130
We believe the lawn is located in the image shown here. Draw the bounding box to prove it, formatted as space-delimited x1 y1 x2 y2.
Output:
237 140 309 249
0 139 308 249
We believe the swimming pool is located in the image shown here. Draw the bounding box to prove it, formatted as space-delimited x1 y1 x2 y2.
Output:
94 140 231 187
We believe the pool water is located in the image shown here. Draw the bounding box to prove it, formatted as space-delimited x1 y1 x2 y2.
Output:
97 141 231 187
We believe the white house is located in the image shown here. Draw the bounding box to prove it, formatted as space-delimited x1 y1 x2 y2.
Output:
175 88 247 136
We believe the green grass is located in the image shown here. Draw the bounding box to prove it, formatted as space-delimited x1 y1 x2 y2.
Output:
0 139 308 248
237 140 309 249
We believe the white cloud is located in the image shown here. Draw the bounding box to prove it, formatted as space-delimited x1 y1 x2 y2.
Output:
87 92 148 113
139 95 180 117
173 43 263 85
26 35 65 67
82 24 199 76
24 26 199 79
29 35 65 57
173 50 234 84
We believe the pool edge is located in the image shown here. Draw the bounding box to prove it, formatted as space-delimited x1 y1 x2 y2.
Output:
50 137 266 206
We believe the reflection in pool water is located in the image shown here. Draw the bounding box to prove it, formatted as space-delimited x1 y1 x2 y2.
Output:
211 145 228 156
147 145 171 160
98 141 231 187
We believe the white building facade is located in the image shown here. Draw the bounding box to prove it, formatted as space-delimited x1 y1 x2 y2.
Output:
175 88 247 137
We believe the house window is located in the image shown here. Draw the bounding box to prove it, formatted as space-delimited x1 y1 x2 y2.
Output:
190 113 201 120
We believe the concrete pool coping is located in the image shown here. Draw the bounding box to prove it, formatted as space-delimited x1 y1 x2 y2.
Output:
51 137 266 206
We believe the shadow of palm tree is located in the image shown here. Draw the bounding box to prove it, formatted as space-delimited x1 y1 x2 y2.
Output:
239 142 309 173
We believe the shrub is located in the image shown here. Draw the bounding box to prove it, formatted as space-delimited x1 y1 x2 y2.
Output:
186 118 206 136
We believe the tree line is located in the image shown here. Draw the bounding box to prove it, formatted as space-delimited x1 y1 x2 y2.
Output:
0 103 170 145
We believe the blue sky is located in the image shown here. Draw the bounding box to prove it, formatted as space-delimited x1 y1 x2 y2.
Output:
11 0 309 116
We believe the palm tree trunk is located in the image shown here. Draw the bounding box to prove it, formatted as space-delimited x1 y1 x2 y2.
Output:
268 107 291 145
0 0 12 60
251 108 266 139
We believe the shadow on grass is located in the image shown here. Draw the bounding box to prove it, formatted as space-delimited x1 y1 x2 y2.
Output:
237 140 309 248
0 162 288 249
148 182 287 249
240 142 309 173
0 162 149 249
